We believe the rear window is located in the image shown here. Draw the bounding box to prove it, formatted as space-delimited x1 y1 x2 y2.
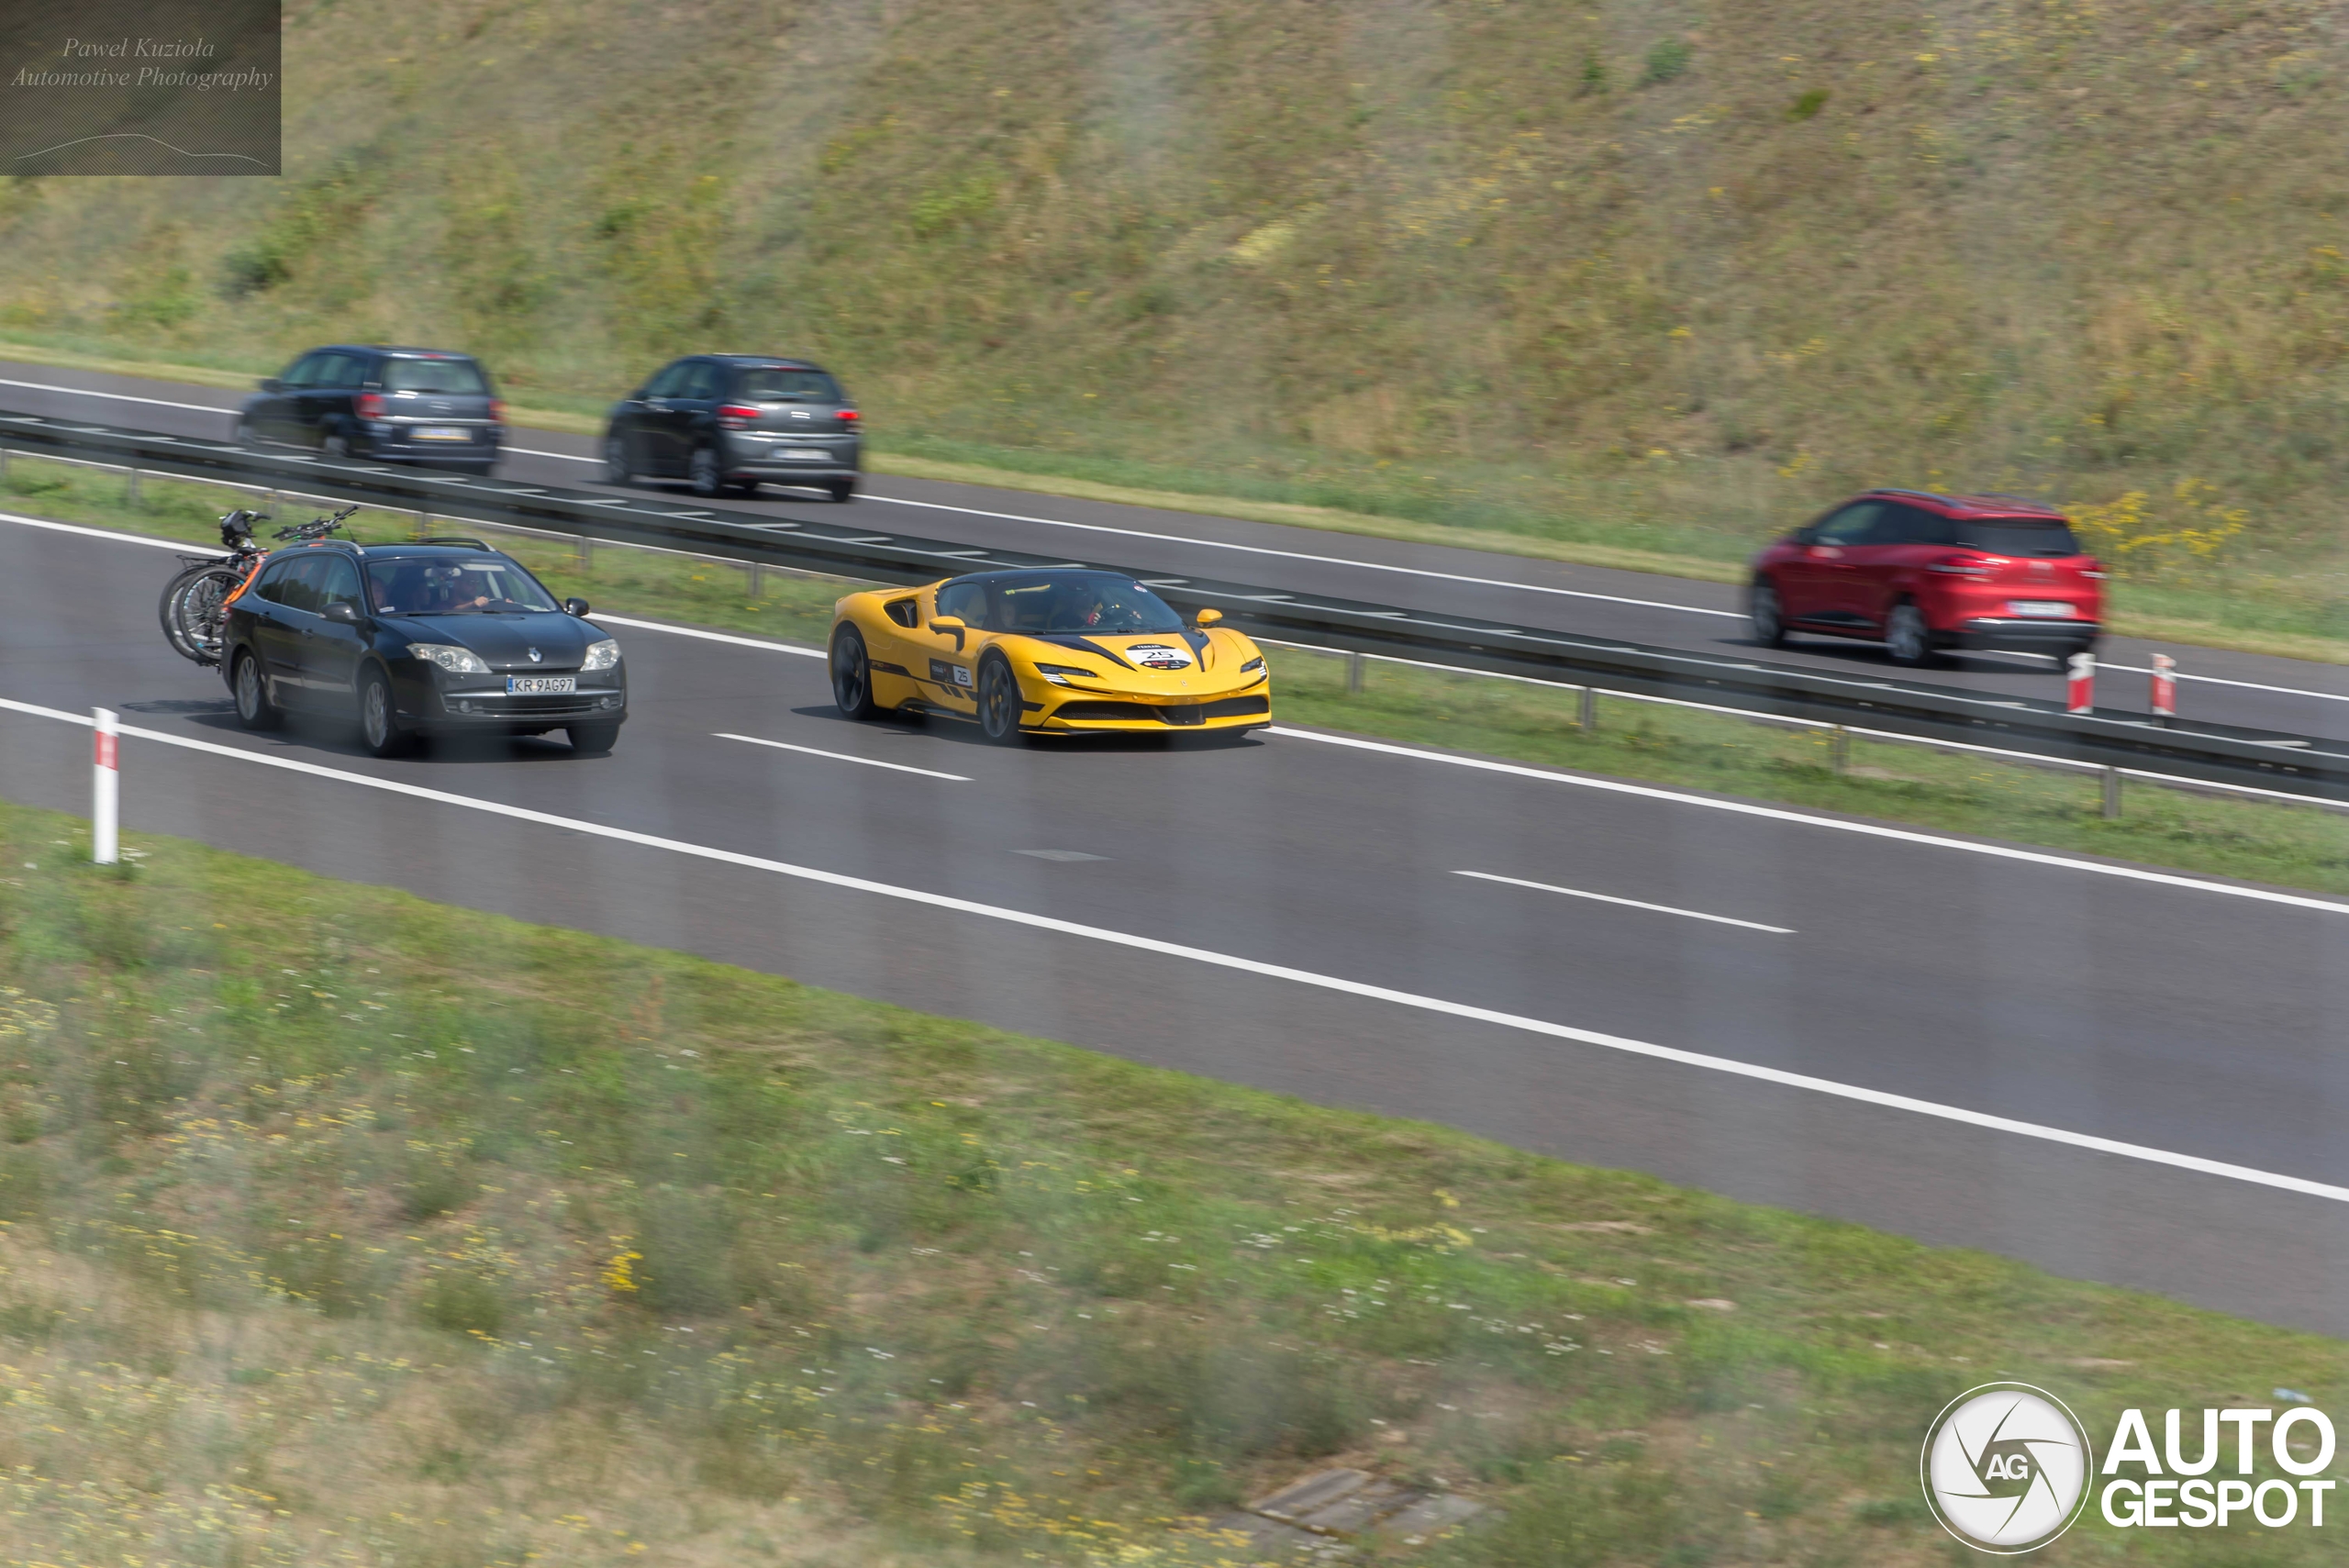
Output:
1955 517 2079 557
380 357 490 395
733 367 841 403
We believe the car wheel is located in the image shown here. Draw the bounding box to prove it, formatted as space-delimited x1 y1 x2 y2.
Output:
357 666 409 758
827 479 856 504
1885 600 1938 667
568 724 619 756
601 433 633 486
830 625 879 720
234 417 262 450
977 656 1026 744
1750 580 1787 649
232 651 279 731
321 429 352 462
688 446 723 498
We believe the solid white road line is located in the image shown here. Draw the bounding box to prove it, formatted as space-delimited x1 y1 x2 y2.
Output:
717 732 968 780
1 508 205 551
4 691 2346 1207
0 376 237 419
1270 727 2349 918
1455 869 1793 933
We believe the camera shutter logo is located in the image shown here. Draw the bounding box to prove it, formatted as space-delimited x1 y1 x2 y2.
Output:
1920 1383 2091 1553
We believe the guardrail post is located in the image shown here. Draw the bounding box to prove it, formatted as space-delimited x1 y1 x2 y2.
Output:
575 531 593 573
414 509 430 542
1345 651 1364 695
0 447 9 483
92 708 118 865
125 467 140 507
748 560 765 598
1831 725 1849 773
2101 767 2122 820
1577 684 1597 731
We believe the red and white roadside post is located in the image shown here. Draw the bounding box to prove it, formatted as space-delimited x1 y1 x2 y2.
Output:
2150 653 2177 724
2065 651 2096 716
92 707 118 865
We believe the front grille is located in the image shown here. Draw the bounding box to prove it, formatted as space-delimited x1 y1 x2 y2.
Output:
1052 695 1269 725
1194 695 1270 719
1054 700 1157 722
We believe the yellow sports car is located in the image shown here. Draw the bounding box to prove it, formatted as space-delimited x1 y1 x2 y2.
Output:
827 569 1272 741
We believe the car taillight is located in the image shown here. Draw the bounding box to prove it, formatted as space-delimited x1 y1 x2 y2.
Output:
718 404 760 428
1926 553 1994 577
356 393 384 419
836 408 862 424
489 399 506 423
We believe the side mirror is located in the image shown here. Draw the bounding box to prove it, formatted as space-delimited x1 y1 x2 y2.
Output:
1791 525 1820 546
321 602 361 625
1195 607 1223 628
259 377 282 394
564 597 591 617
929 615 967 650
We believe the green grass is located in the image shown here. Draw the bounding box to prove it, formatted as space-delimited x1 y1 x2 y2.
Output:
1 0 2345 657
11 453 2344 903
3 797 2346 1566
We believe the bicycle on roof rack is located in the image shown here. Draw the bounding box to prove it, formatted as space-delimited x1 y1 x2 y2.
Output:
158 504 361 666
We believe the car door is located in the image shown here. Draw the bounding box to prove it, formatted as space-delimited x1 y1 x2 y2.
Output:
306 554 369 706
667 359 723 471
255 352 327 441
892 578 988 713
1778 502 1883 626
244 555 317 703
1847 503 1954 630
635 360 698 474
296 352 362 449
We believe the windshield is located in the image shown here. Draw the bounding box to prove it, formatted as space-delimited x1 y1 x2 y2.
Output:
1955 517 2080 557
734 366 841 402
987 573 1186 634
367 555 559 615
380 357 490 395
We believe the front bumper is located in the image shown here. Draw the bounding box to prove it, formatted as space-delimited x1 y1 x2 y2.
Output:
1030 691 1272 732
399 668 628 733
1945 617 2100 654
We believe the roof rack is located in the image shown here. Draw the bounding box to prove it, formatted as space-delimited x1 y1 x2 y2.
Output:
418 535 491 549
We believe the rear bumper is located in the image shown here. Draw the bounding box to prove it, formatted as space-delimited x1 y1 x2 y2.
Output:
1944 617 2100 654
720 435 861 481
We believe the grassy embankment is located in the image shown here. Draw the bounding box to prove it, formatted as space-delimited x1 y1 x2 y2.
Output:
7 454 2347 898
2 0 2346 656
4 796 2347 1568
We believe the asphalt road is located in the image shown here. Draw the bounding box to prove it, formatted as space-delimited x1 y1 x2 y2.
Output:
6 359 2348 743
6 511 2349 1335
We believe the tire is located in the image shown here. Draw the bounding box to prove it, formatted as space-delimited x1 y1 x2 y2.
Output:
601 432 633 486
827 479 856 504
976 656 1026 744
234 418 262 450
829 625 878 720
1885 600 1939 667
568 723 619 757
357 666 408 758
688 446 723 498
160 563 241 666
321 429 353 462
232 650 279 731
729 479 762 498
1749 580 1787 650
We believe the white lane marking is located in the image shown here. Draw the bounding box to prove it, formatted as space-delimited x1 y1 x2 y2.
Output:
1269 727 2349 918
3 692 2345 1207
587 613 826 658
0 376 238 418
1455 869 1792 933
717 732 968 780
0 507 206 551
2100 663 2349 702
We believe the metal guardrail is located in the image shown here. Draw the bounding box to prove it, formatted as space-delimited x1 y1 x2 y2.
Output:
6 406 2348 802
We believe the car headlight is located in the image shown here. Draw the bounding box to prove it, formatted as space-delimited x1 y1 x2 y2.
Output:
1035 662 1101 686
1240 655 1265 674
410 643 489 674
582 639 621 672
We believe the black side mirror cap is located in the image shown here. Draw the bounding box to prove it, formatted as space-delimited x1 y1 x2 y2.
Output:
259 377 282 394
564 597 591 617
321 602 361 625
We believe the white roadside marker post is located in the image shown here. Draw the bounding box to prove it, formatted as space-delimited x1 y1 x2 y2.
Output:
2151 652 2177 724
92 707 119 865
2065 650 2097 715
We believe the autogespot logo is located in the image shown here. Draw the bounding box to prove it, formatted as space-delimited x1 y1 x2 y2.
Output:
1921 1384 2093 1553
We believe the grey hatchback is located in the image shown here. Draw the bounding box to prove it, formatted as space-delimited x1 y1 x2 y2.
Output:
600 354 862 500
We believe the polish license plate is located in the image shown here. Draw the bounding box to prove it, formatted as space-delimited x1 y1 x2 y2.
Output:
782 449 828 461
506 676 576 695
2007 601 2075 618
414 426 471 441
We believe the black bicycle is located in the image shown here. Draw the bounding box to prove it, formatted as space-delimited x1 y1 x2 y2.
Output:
159 505 358 665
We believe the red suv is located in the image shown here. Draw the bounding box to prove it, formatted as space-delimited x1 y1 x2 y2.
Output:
1747 491 2103 666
